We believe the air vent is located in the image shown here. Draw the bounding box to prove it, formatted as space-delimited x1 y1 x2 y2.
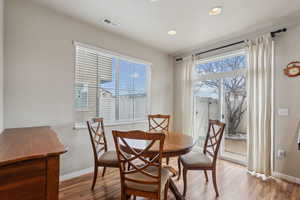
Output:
103 18 120 27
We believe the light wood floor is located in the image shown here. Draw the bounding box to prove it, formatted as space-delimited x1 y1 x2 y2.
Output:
59 159 300 200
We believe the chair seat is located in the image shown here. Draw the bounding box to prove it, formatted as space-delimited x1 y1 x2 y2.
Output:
125 166 170 193
180 152 212 168
98 151 119 167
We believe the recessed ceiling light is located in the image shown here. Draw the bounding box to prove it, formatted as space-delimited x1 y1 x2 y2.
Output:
168 30 177 36
209 6 222 16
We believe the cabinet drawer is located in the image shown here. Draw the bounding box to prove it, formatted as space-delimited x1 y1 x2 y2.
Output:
0 159 46 200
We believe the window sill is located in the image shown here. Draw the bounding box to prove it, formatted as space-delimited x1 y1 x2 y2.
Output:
73 120 148 130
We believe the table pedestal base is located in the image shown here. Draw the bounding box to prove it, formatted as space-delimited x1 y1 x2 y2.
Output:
169 179 185 200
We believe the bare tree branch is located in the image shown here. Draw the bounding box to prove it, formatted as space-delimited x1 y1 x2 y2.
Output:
198 55 247 136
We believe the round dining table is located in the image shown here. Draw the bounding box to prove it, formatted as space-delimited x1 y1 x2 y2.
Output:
121 132 196 200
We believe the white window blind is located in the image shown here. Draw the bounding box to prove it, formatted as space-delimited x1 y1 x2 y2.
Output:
74 45 150 124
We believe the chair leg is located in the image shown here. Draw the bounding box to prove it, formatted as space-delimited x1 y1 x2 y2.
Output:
121 190 126 200
204 170 209 183
102 167 107 177
166 157 170 165
177 157 181 181
164 179 170 200
91 165 98 190
212 169 219 197
183 168 188 197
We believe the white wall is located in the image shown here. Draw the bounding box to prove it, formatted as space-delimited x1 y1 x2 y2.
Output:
273 25 300 178
0 0 3 133
4 0 173 175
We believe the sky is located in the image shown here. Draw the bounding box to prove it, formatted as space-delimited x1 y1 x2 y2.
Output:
195 54 246 75
101 57 148 96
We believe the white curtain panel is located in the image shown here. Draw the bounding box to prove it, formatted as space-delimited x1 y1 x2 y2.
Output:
247 34 274 177
179 56 195 136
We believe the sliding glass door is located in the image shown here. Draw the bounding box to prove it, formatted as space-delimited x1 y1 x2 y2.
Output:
192 50 248 164
222 75 247 163
193 80 221 148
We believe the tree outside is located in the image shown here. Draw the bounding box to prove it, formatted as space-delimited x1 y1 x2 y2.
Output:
195 55 247 138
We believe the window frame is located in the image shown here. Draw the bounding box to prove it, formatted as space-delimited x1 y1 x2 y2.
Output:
73 41 152 128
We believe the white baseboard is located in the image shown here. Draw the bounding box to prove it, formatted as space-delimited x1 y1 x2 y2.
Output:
60 166 94 182
272 171 300 184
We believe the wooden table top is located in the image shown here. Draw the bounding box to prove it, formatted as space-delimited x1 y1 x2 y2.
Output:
0 126 67 167
122 132 195 157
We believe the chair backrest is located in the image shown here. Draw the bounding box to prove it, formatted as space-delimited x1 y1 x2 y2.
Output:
87 118 108 164
148 114 170 132
112 130 165 194
203 120 226 165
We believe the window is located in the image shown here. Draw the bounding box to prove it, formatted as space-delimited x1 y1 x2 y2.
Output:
74 44 150 125
195 53 247 75
75 83 89 111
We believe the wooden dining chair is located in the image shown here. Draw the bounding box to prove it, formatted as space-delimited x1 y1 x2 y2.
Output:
177 120 226 197
148 114 170 133
112 130 170 200
87 118 119 190
148 114 171 165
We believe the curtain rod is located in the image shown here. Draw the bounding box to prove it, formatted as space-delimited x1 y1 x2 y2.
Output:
175 28 287 62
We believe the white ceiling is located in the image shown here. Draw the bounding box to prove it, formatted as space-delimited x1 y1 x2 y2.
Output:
31 0 300 55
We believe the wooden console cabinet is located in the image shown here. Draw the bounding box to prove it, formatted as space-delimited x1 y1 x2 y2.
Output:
0 127 67 200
